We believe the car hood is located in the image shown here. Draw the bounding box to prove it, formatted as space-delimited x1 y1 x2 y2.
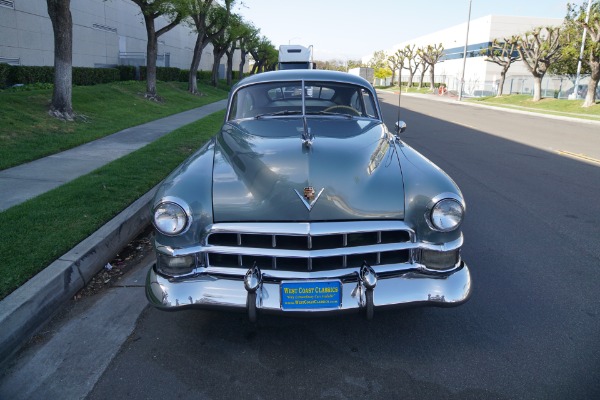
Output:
212 118 405 222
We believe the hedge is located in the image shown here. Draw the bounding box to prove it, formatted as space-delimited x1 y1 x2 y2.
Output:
3 65 120 87
72 67 119 85
140 66 212 83
0 64 230 88
0 63 10 88
116 65 136 81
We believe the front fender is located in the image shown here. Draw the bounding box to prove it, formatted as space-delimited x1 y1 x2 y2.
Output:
153 139 216 248
395 141 465 244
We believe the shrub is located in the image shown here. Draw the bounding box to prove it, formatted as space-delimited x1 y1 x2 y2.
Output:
10 66 54 85
0 63 10 88
72 67 119 85
7 65 120 86
140 66 183 82
179 69 190 82
116 65 136 81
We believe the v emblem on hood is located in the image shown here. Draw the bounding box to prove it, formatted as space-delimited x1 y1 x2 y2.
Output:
294 187 324 211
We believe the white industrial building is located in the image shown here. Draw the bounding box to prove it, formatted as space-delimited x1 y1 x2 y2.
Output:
387 15 566 96
0 0 243 75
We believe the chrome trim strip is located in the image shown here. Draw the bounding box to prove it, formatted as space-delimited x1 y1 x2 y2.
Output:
155 234 463 258
162 259 462 282
206 242 412 258
206 221 415 238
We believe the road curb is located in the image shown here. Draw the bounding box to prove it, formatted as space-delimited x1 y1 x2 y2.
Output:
384 90 600 126
0 186 157 364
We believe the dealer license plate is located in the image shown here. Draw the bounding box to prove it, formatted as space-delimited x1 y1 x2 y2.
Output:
280 281 341 310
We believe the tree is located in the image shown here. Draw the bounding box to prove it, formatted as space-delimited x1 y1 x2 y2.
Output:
374 67 393 85
368 50 387 70
516 26 561 102
387 49 405 86
249 36 277 74
346 59 363 70
130 0 186 99
210 13 244 86
484 36 520 96
314 59 347 71
236 22 259 80
401 44 419 88
565 1 600 107
418 43 444 92
47 0 73 120
223 15 249 85
367 50 388 84
416 55 428 89
187 0 233 94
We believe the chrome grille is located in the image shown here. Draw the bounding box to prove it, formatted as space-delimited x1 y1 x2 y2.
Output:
204 222 413 272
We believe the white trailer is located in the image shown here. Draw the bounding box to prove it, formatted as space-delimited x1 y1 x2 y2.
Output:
278 45 315 70
348 67 374 84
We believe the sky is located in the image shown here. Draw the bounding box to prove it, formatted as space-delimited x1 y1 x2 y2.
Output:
235 0 570 61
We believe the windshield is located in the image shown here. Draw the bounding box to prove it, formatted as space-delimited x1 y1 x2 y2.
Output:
228 80 380 121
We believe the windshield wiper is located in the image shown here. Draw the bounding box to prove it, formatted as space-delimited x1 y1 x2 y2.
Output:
255 110 302 119
306 111 354 119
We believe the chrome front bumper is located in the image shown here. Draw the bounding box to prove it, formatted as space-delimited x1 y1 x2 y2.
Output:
146 262 472 319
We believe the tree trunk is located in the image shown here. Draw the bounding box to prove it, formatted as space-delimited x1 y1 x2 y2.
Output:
418 64 427 89
143 13 157 97
211 50 226 87
407 71 414 88
497 69 507 97
532 75 543 102
225 50 234 86
47 0 73 120
429 66 435 92
582 61 599 107
188 35 207 94
238 51 246 79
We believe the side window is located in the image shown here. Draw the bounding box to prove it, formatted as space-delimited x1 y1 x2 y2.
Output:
362 89 377 118
230 90 255 119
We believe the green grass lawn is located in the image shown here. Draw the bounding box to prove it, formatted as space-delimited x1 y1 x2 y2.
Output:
467 94 600 120
0 81 228 170
0 111 225 299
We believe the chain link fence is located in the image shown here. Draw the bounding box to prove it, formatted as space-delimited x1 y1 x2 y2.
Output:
394 74 598 99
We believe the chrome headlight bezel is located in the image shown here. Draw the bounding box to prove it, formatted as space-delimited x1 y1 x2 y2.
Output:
152 197 192 236
426 194 465 232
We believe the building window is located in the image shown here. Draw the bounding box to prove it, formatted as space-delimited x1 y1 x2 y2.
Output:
92 23 117 34
0 0 15 9
0 57 20 65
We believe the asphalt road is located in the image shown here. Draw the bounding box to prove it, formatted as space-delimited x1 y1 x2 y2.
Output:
4 94 600 399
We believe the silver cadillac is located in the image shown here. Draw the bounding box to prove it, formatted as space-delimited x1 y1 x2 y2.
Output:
146 70 471 320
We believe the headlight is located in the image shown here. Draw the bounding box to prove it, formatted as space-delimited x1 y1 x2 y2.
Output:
430 199 464 232
153 201 189 235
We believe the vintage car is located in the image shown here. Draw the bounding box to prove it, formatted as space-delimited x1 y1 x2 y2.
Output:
146 70 471 320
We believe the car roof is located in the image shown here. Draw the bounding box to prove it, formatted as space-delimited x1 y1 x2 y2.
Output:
232 70 374 90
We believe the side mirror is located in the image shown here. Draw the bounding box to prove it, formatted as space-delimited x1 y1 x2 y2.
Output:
395 120 407 135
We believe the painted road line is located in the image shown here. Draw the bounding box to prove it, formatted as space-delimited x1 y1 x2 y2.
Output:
557 150 600 165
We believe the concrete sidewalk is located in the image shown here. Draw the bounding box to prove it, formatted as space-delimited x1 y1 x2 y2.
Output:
0 100 227 364
0 99 227 212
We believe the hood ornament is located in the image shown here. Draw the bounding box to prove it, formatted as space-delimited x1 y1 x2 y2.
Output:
294 187 324 211
302 117 314 147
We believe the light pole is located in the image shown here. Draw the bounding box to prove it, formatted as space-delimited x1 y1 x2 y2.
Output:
574 0 593 99
458 0 472 101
